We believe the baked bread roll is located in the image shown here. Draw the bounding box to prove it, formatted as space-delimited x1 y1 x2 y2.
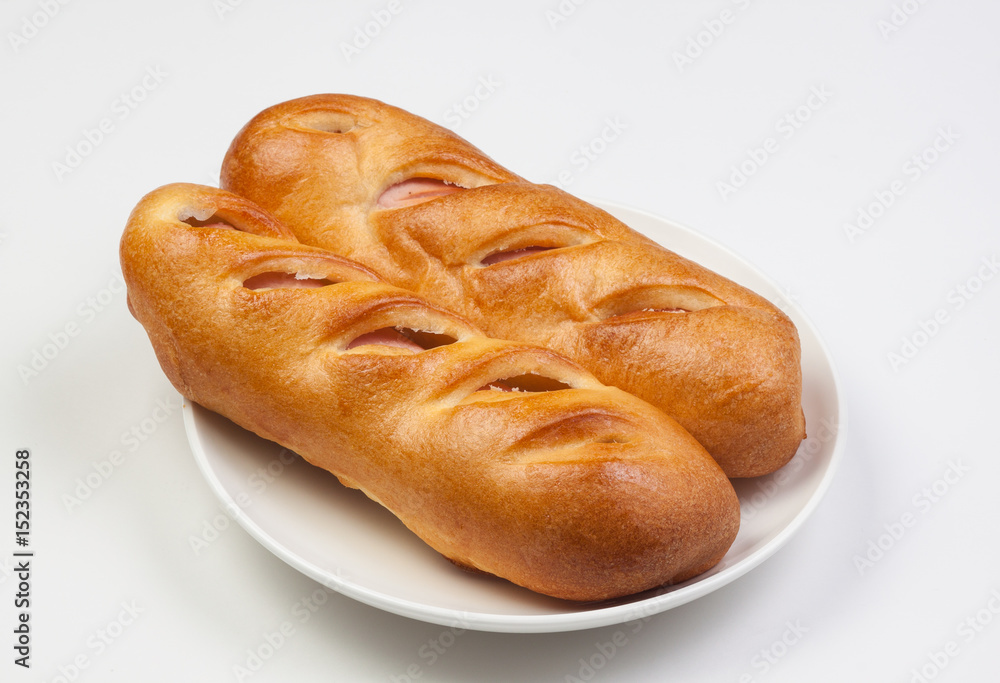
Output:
120 183 739 601
220 94 806 477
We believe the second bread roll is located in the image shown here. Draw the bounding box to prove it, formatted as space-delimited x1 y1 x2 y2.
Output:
221 94 807 477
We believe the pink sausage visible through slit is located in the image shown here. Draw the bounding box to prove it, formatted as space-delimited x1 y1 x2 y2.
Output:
242 272 333 290
480 246 554 266
344 328 514 387
377 178 466 209
346 328 425 352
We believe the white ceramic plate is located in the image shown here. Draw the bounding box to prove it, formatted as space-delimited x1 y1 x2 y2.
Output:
182 201 846 633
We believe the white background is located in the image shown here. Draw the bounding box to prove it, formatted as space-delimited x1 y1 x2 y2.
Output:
2 0 999 681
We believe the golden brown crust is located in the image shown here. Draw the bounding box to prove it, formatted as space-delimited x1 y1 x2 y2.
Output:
220 94 806 477
121 183 739 601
